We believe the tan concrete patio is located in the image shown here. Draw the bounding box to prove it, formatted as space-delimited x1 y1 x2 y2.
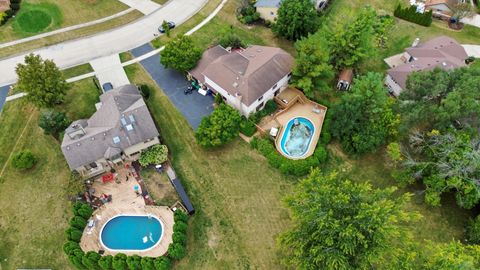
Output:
273 88 327 159
79 166 174 257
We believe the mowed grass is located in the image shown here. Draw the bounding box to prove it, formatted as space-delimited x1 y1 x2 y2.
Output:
0 79 100 270
0 0 129 42
126 64 294 269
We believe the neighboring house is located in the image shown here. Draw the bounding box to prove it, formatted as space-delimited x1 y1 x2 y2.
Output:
254 0 328 21
189 45 294 117
424 0 467 19
61 85 160 178
385 36 468 96
0 0 10 12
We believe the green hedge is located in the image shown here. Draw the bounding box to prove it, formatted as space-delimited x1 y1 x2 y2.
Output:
250 137 328 176
63 203 189 270
394 4 432 27
240 117 257 137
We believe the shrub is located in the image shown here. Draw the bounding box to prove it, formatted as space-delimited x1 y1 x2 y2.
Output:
173 221 188 233
139 84 151 100
219 32 245 49
237 4 260 24
139 144 168 167
466 215 480 244
214 93 224 105
63 241 81 255
239 117 257 137
11 150 36 170
195 104 242 148
77 204 93 220
126 255 142 270
172 231 187 245
140 257 155 270
394 4 432 26
167 243 186 260
65 227 83 242
154 256 172 270
70 216 87 230
82 251 101 270
112 253 128 270
174 210 189 223
98 255 113 270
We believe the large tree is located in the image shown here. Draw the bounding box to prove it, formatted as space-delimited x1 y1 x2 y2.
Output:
331 72 400 154
195 104 241 148
272 0 319 41
160 35 202 73
328 7 377 69
15 54 69 108
292 30 334 98
38 109 70 139
279 169 419 270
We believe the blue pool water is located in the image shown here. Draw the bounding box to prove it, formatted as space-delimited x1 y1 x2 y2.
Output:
280 117 315 158
100 215 163 251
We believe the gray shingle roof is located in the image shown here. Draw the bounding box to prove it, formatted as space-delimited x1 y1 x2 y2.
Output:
190 45 293 106
254 0 282 8
387 36 468 89
61 84 159 170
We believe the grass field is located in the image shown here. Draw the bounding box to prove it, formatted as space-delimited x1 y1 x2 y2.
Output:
0 78 100 270
0 0 129 43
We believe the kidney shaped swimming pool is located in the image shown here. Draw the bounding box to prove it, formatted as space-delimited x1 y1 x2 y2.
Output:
100 215 163 251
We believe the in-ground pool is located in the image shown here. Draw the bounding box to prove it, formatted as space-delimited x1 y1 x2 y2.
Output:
100 215 163 251
279 117 315 158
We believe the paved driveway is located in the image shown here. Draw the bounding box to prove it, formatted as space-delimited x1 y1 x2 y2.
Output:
131 44 213 129
90 54 131 91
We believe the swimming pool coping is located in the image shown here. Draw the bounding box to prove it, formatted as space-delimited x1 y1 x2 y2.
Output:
278 116 316 159
99 214 165 253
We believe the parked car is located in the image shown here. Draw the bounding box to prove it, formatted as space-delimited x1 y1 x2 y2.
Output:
158 21 175 33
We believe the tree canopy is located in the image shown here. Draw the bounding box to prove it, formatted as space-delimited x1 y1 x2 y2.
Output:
160 35 202 73
195 104 242 148
15 53 69 108
272 0 319 41
278 169 419 270
139 144 168 167
331 72 399 154
38 109 70 139
292 30 334 98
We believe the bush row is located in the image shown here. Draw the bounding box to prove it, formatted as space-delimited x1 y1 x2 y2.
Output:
0 0 21 26
394 4 432 27
239 117 257 137
250 137 328 176
63 203 190 270
237 4 260 24
248 100 278 124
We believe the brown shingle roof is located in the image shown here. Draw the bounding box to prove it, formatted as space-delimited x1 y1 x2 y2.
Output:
387 36 468 89
190 45 294 106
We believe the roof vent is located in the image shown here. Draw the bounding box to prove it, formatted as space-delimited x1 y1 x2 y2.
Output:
233 82 239 88
91 137 95 141
66 146 70 150
412 38 420 47
256 49 262 52
442 62 447 67
76 143 81 147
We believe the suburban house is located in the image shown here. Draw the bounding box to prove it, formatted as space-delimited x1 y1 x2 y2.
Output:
61 84 160 178
0 0 10 12
385 36 468 96
424 0 468 19
188 45 294 116
254 0 328 21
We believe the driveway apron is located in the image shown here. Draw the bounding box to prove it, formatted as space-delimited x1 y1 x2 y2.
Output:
131 43 213 129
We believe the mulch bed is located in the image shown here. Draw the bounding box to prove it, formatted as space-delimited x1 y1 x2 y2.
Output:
448 21 464 30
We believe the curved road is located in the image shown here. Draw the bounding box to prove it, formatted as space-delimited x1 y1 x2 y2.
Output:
0 0 208 87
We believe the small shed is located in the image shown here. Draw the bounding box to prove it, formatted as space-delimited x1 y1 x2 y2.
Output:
170 178 195 215
337 69 354 91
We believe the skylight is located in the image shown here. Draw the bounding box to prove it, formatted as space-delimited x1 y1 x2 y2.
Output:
113 136 121 144
129 115 135 122
126 124 133 131
120 118 127 126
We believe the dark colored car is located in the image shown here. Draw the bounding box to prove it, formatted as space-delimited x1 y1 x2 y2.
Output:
158 21 175 33
102 82 113 92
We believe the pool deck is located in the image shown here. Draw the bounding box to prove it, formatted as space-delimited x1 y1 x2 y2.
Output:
273 88 327 159
79 168 174 257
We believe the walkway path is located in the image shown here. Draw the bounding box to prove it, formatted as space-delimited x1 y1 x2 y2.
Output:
463 44 480 57
0 8 136 49
118 0 162 15
462 14 480 28
90 54 130 90
0 0 208 87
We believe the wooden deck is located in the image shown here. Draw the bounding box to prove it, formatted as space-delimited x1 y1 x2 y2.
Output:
273 88 327 159
80 167 174 257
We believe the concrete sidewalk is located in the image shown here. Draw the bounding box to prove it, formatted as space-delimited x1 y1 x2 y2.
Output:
462 14 480 28
463 45 480 57
117 0 161 15
90 54 130 90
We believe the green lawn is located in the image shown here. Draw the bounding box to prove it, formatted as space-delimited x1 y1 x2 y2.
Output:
0 78 100 270
0 0 129 42
62 63 94 79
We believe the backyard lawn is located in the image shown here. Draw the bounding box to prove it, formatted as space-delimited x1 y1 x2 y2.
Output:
0 79 100 270
0 0 129 42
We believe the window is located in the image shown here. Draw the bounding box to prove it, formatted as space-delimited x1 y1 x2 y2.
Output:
256 102 264 112
274 89 280 96
126 124 133 131
272 83 277 90
120 118 127 126
113 136 121 144
128 115 135 122
257 95 263 102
